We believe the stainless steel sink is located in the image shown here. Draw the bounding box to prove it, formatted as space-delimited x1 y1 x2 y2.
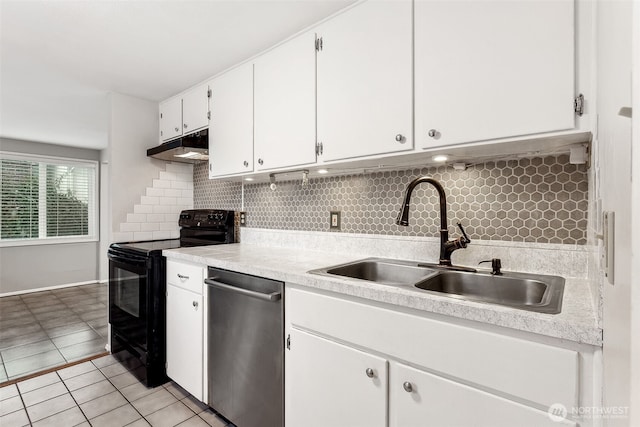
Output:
309 258 564 314
309 258 436 286
415 270 564 314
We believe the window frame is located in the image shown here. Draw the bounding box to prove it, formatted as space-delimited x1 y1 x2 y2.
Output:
0 151 99 247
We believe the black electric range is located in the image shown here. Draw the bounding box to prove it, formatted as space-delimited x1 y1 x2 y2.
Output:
107 209 235 387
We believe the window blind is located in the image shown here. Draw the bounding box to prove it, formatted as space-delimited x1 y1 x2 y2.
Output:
0 154 97 244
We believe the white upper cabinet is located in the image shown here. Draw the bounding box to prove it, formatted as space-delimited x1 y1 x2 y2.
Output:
316 0 413 162
159 82 210 143
159 97 182 142
254 31 317 171
182 82 210 135
415 0 575 148
208 63 254 178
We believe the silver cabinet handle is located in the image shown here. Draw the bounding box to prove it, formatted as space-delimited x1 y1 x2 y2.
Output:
366 368 375 378
403 382 413 393
192 301 198 308
183 123 188 129
174 127 179 132
177 273 189 280
243 161 249 167
205 278 281 302
257 158 264 165
428 129 437 138
395 134 404 142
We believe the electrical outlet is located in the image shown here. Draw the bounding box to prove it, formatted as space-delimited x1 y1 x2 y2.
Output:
330 211 341 230
239 211 247 227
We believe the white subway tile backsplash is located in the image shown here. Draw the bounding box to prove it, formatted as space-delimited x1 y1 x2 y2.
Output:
164 214 179 222
134 204 154 214
147 214 165 222
153 179 172 189
133 232 153 241
112 232 133 242
120 223 140 232
164 189 182 198
160 197 177 206
152 231 173 240
146 188 164 197
126 213 147 223
140 196 159 205
152 205 174 214
170 181 191 190
140 223 160 232
117 163 194 242
159 222 177 231
159 171 177 181
166 163 193 174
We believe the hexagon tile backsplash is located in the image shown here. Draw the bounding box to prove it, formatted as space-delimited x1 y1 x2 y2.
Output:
194 154 588 245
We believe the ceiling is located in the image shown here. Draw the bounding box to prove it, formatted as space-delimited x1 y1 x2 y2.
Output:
0 0 354 150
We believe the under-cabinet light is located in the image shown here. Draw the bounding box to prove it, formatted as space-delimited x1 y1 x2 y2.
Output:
432 155 449 162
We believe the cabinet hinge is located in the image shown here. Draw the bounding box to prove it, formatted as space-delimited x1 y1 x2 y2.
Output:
207 111 211 120
574 94 585 116
286 334 291 350
315 37 323 52
315 142 324 156
207 88 212 98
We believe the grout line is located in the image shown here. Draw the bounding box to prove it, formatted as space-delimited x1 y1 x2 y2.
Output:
14 380 33 427
55 370 90 426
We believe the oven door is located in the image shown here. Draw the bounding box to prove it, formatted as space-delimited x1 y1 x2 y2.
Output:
108 249 148 351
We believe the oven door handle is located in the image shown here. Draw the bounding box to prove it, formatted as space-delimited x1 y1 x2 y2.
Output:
205 278 281 302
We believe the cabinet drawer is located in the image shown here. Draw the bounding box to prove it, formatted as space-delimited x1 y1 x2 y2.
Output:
288 287 578 409
167 260 204 294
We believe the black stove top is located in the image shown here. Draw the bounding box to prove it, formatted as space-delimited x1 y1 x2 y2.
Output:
112 239 182 256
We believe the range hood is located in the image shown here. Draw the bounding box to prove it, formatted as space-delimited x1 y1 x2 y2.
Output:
147 130 209 163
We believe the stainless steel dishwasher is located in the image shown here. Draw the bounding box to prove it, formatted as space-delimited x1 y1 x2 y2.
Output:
205 267 284 427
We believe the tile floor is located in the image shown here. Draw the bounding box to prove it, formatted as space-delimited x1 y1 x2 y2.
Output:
0 353 233 427
0 283 108 382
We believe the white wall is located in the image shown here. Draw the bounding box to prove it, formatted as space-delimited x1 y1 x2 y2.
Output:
0 137 101 294
107 92 164 234
595 0 634 423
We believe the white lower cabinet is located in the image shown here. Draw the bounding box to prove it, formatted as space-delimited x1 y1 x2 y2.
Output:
286 328 387 427
286 286 593 427
390 362 575 427
166 261 204 401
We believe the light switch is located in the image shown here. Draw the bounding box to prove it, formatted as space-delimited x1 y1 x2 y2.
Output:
330 211 341 230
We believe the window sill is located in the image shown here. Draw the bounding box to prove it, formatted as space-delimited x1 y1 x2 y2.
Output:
0 236 99 248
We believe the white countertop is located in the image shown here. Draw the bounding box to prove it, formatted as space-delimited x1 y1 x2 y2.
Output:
164 243 602 346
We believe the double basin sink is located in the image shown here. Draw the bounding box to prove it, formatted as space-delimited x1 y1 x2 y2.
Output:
309 258 564 314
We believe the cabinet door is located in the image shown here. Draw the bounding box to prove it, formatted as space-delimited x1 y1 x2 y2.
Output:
254 31 317 171
317 0 413 162
415 0 575 148
286 328 387 427
208 63 254 177
159 97 182 142
166 284 203 401
182 82 210 135
390 362 576 427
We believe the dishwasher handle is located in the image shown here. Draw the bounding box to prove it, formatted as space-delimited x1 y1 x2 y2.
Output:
205 278 282 302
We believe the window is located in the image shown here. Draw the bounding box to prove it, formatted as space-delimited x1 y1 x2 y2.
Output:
0 152 98 246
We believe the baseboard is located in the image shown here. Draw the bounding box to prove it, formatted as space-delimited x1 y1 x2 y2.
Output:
0 280 102 297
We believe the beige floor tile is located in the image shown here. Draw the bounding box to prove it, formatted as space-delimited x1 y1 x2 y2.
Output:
79 390 127 419
89 402 141 427
0 408 30 427
21 381 68 407
71 379 117 405
131 388 177 417
26 393 76 422
145 401 194 427
32 406 87 427
16 372 60 394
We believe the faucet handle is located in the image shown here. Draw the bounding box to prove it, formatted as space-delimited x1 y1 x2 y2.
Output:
456 222 471 244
